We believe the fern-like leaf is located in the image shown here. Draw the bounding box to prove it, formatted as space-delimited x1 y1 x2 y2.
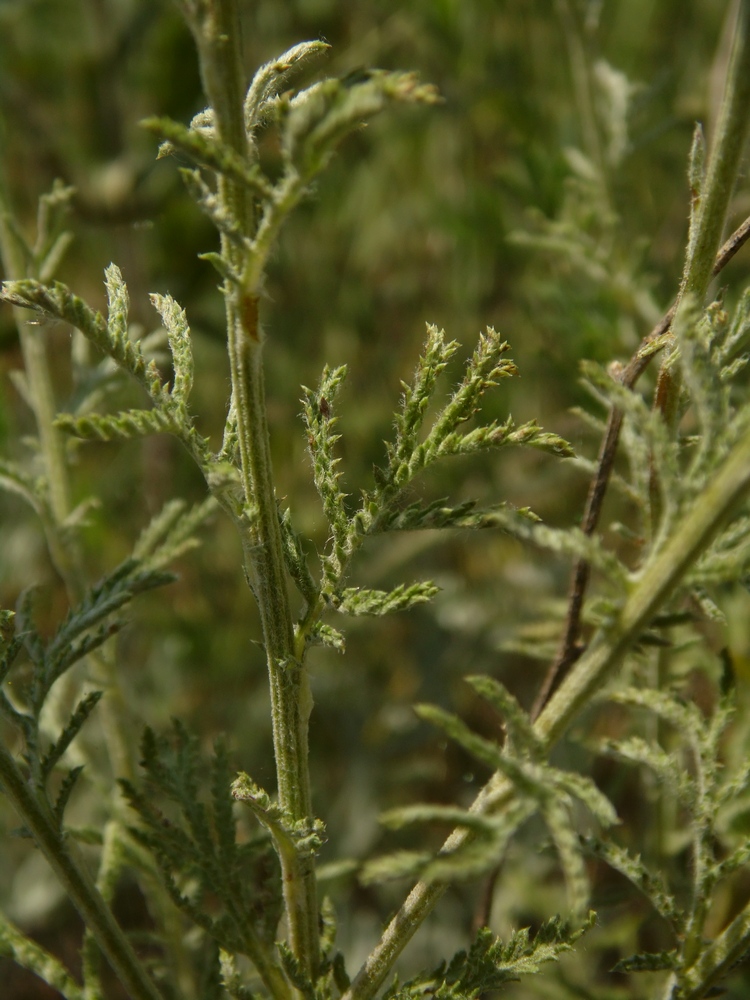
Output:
384 915 595 1000
54 408 177 441
336 582 439 616
41 691 103 780
149 292 194 405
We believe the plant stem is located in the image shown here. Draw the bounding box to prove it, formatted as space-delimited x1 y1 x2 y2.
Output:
681 0 750 306
653 0 750 435
182 0 319 979
0 176 137 789
344 416 750 1000
0 180 75 582
0 744 165 1000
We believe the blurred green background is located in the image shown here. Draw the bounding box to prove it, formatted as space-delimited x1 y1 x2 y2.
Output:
2 1 750 997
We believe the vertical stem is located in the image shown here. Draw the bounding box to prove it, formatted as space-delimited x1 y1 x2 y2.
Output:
183 0 319 979
0 177 136 788
1 193 133 792
681 0 750 307
653 0 750 436
0 181 75 581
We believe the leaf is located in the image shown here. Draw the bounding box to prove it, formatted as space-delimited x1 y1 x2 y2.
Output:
541 795 590 919
415 703 503 773
41 691 103 780
611 950 679 973
0 273 167 401
278 941 315 1000
279 508 318 605
306 622 345 652
52 766 85 830
179 168 249 248
584 836 683 930
133 497 215 572
198 251 242 286
282 71 440 175
302 365 349 582
123 728 284 960
379 804 502 837
0 458 44 516
359 850 434 885
244 40 332 126
384 915 595 1000
149 292 194 404
336 581 439 616
388 324 460 489
372 497 482 533
467 675 543 758
55 408 178 441
588 735 696 807
142 115 272 196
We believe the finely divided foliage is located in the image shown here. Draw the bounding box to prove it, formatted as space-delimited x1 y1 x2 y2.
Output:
2 2 750 1000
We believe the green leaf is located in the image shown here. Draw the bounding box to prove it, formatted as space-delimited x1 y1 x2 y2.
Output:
388 324 460 489
467 675 543 758
52 766 85 830
306 622 345 652
279 507 318 605
244 40 332 126
358 850 433 885
282 71 440 175
588 734 696 807
611 950 679 973
41 690 103 780
302 365 349 583
384 915 595 1000
379 804 502 837
584 836 683 930
123 728 284 962
149 292 194 404
541 795 590 919
415 703 504 773
179 168 249 248
55 408 178 441
142 115 273 196
337 581 439 616
0 458 43 516
0 272 167 401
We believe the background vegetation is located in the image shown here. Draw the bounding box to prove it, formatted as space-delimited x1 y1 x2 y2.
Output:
2 0 750 997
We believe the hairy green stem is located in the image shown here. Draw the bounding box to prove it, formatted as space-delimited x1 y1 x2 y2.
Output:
182 0 319 980
681 0 750 306
344 417 750 1000
653 0 750 436
0 745 164 1000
